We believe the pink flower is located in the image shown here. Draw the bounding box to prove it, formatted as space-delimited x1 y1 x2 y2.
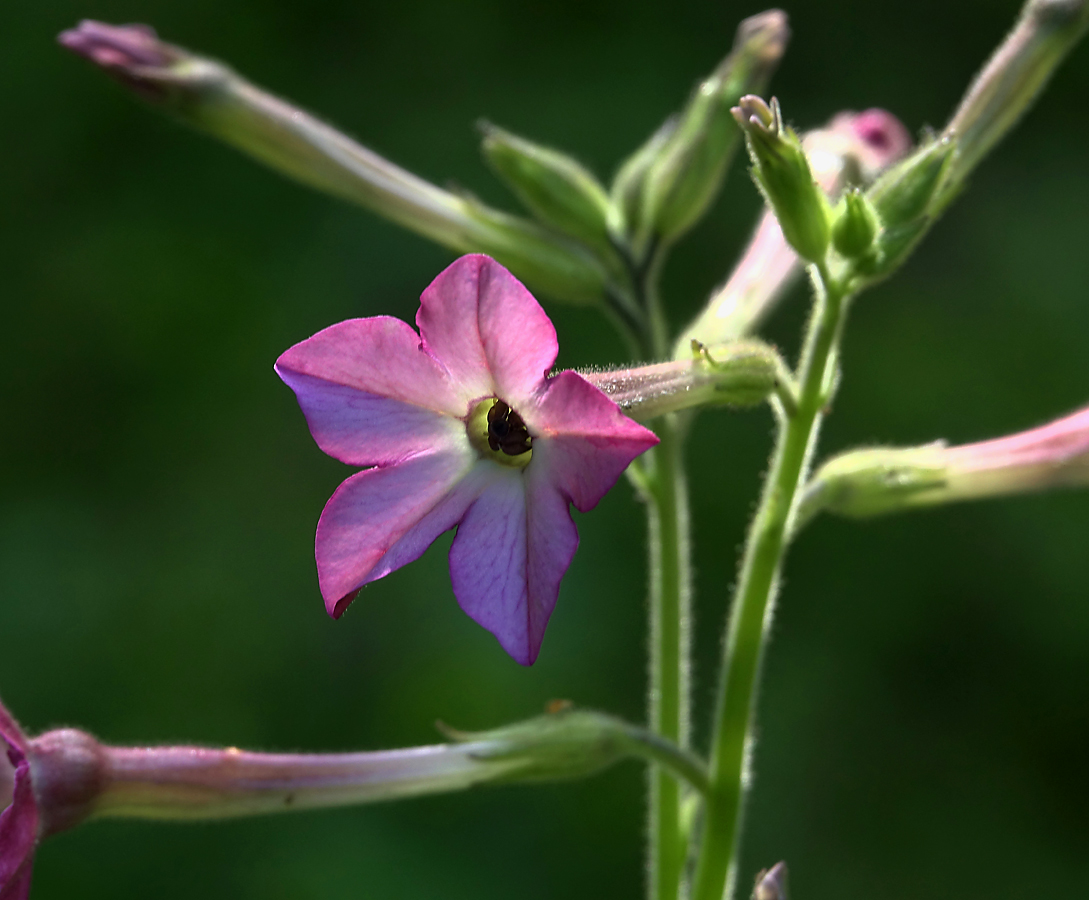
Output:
1 705 38 900
276 255 658 664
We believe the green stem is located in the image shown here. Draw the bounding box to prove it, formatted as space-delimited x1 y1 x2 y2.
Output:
639 251 692 900
690 263 846 900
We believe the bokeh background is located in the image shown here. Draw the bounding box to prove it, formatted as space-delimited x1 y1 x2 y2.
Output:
3 0 1088 897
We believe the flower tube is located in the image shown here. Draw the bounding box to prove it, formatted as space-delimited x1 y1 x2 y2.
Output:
0 696 707 899
798 403 1089 524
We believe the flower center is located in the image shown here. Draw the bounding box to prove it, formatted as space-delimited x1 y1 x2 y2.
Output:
467 398 533 468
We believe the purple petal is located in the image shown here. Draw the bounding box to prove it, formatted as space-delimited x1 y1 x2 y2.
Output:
448 468 578 666
526 371 659 510
417 255 558 406
315 449 480 616
276 370 466 467
276 316 467 419
0 731 38 900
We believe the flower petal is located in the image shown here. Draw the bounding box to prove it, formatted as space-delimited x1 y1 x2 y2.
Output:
417 255 558 406
315 448 479 617
276 316 466 419
448 467 578 665
276 369 466 467
0 743 38 900
525 370 659 510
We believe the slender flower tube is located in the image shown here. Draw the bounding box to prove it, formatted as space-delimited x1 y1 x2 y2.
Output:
945 0 1089 183
0 696 707 898
56 21 612 307
582 340 793 421
798 403 1089 524
276 255 658 665
675 108 910 353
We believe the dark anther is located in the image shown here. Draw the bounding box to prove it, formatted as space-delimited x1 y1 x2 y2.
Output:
487 399 532 456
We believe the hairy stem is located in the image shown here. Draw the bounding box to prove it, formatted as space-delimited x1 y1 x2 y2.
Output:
638 254 693 900
690 263 846 900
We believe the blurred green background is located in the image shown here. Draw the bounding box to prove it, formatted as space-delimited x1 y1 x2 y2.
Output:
3 0 1088 897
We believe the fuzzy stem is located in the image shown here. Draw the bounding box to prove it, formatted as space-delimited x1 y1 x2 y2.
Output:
690 262 845 900
637 252 693 900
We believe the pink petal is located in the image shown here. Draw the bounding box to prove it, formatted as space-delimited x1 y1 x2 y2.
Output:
276 316 466 419
276 369 466 467
0 750 38 900
0 864 33 900
315 448 480 617
417 255 558 407
525 371 659 510
448 467 579 665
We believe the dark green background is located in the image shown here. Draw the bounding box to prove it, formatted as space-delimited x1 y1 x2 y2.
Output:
3 0 1088 897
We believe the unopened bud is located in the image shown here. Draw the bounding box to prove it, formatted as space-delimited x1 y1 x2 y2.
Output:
480 122 613 250
753 862 789 900
831 188 880 259
798 403 1089 526
628 11 790 253
582 339 790 420
675 108 911 351
733 96 831 263
609 116 677 243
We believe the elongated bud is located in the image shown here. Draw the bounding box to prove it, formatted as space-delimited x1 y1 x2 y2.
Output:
582 339 790 420
479 122 613 250
675 108 910 351
733 96 831 263
798 403 1089 525
831 188 880 259
753 862 789 900
946 0 1089 182
628 10 790 253
57 21 609 306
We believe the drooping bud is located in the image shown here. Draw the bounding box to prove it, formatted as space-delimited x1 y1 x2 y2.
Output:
479 122 614 250
831 187 880 259
732 96 831 263
674 108 910 351
797 403 1089 525
753 862 789 900
57 21 610 306
625 11 790 254
582 339 791 420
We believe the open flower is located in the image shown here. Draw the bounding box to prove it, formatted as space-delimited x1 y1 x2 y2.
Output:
276 255 658 664
1 705 38 900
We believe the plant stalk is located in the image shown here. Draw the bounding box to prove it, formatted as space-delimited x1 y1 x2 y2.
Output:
690 263 846 900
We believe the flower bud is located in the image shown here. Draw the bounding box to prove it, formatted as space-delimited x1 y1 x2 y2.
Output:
608 117 677 243
831 187 880 259
798 403 1089 524
582 339 790 420
733 96 831 263
675 108 910 351
753 862 789 900
628 11 790 253
58 21 610 307
479 122 613 250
